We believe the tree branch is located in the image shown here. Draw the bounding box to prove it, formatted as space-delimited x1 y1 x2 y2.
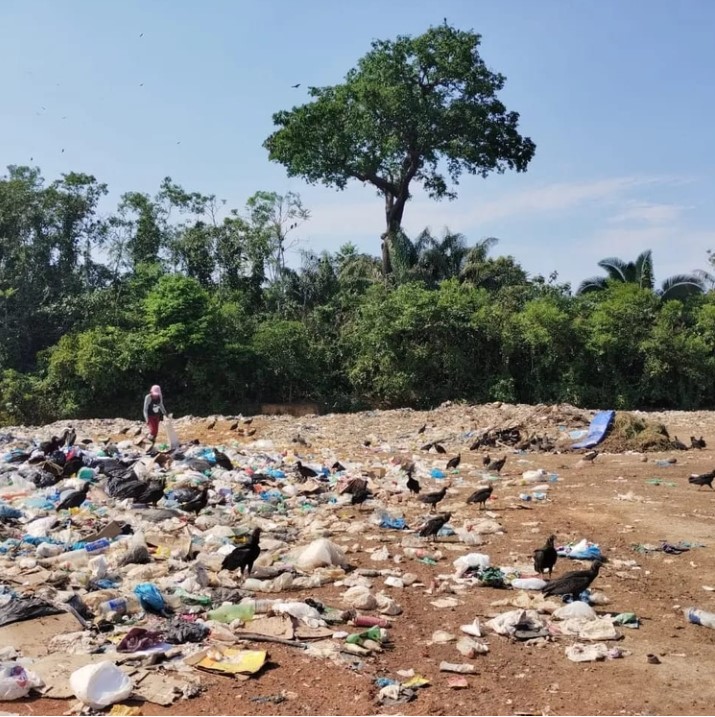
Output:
353 170 397 197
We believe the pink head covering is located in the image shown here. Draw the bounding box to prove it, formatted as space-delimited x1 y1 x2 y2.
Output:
150 385 162 397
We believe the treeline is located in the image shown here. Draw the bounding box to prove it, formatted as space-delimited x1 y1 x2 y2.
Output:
1 165 714 425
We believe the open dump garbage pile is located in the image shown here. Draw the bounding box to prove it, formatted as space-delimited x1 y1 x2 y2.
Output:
0 403 687 712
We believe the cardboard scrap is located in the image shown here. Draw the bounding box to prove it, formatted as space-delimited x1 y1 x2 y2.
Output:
239 615 294 640
83 520 125 543
109 707 142 716
32 654 121 699
132 671 200 706
184 647 267 679
0 612 85 658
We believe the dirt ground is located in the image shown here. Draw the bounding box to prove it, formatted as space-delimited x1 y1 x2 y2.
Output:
2 404 715 716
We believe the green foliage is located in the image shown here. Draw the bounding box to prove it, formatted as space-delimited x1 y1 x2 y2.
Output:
252 319 320 403
2 158 715 423
578 250 705 300
264 21 535 271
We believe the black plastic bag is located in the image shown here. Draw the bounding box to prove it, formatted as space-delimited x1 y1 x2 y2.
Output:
165 619 209 644
0 597 63 627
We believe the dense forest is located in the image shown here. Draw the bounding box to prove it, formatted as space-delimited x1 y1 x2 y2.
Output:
0 163 714 425
2 23 713 424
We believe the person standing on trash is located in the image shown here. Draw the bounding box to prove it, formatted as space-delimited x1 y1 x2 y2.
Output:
143 385 167 445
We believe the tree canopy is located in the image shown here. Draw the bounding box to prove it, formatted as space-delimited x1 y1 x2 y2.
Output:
1 164 714 425
263 22 535 274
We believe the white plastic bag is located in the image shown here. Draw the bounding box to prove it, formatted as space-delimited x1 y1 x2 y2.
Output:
553 602 597 620
164 416 180 449
511 577 546 590
453 552 490 577
295 539 346 570
70 661 133 708
0 663 42 701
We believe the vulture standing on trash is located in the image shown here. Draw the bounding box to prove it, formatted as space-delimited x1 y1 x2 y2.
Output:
178 484 210 514
691 436 707 449
542 560 603 600
406 469 421 495
417 423 427 434
418 512 451 539
56 482 91 511
213 449 233 471
434 443 447 454
331 461 346 473
689 470 715 490
137 477 166 506
481 453 491 467
533 534 558 578
351 486 373 505
466 483 493 509
446 454 461 470
672 436 688 450
419 483 449 512
222 527 262 576
295 460 318 480
486 455 507 473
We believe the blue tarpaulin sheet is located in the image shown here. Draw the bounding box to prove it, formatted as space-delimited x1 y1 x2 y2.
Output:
571 410 615 449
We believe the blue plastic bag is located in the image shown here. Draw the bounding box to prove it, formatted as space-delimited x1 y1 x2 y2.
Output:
0 505 22 521
134 583 166 614
430 469 446 479
379 515 407 530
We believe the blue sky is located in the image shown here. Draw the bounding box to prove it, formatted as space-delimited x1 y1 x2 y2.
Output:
1 0 714 288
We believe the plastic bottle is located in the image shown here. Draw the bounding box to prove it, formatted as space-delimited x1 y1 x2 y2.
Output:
253 599 278 614
84 538 111 555
346 626 386 645
685 607 715 629
208 603 254 623
352 615 389 628
98 596 141 617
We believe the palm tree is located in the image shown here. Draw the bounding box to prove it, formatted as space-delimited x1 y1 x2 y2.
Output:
411 228 469 283
577 250 705 300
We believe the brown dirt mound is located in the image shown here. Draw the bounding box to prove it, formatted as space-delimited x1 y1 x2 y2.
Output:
600 412 675 452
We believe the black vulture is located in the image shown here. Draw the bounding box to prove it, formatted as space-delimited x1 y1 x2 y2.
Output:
486 456 507 473
533 534 558 578
419 484 448 512
56 482 90 511
222 528 262 576
418 512 451 540
689 470 715 490
466 484 493 509
542 560 603 600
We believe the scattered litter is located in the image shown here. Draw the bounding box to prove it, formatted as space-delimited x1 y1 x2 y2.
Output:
557 539 602 561
439 662 476 674
184 648 267 678
684 607 715 629
447 676 469 689
565 643 624 662
70 661 133 709
430 597 461 609
0 663 42 701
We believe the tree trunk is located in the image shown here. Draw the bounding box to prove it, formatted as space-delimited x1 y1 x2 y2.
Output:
381 192 408 278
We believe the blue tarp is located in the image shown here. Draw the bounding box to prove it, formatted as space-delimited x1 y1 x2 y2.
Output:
572 410 615 449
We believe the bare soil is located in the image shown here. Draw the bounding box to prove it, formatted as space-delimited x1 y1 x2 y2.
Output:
2 404 715 716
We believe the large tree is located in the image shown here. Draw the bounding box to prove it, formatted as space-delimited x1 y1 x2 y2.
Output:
263 22 535 275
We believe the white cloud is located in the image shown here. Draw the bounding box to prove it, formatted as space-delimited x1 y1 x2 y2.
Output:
303 174 688 239
609 200 689 225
